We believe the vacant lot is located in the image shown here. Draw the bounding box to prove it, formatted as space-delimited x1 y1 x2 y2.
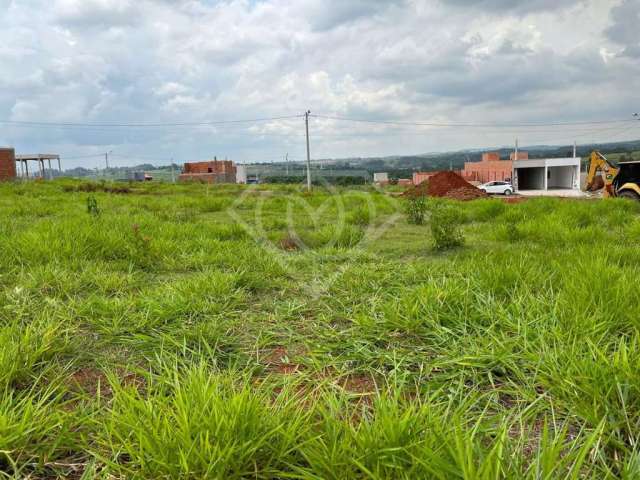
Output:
1 180 640 479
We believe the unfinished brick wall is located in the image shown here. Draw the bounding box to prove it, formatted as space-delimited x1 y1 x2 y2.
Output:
463 152 513 183
482 152 500 162
180 160 237 183
0 148 16 181
509 151 529 161
184 160 236 174
413 172 435 185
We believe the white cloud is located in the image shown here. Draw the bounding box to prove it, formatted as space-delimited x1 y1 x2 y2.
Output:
0 0 637 167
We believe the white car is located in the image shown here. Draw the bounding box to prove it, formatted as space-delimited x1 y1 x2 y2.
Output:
479 181 513 195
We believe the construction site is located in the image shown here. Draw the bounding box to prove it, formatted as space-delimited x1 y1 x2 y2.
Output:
178 158 238 184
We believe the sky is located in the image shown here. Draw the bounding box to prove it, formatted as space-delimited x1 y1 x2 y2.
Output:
0 0 639 168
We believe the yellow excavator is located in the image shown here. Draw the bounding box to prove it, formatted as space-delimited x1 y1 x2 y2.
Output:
585 151 640 200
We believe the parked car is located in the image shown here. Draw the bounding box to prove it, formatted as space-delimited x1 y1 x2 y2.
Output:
479 181 513 195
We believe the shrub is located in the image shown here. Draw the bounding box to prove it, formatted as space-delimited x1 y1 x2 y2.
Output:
430 206 464 250
347 207 371 226
87 196 100 217
405 197 427 225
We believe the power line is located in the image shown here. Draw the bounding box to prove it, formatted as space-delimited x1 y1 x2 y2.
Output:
58 153 108 160
0 114 303 128
310 113 636 128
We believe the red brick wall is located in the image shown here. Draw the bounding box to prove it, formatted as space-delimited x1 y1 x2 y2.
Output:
463 159 513 183
482 152 500 162
184 160 236 175
0 148 16 181
509 151 529 161
181 160 237 183
413 172 435 185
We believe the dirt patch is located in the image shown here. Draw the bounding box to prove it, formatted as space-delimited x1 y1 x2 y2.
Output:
339 373 378 394
262 346 303 374
63 183 132 194
67 367 146 399
403 171 487 201
279 234 301 251
501 196 527 204
68 368 111 398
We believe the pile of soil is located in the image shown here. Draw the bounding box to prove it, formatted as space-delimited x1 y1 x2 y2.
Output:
403 171 487 201
445 186 488 201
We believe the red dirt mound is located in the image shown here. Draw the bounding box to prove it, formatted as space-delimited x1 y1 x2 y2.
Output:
404 171 487 201
445 186 487 201
428 171 481 197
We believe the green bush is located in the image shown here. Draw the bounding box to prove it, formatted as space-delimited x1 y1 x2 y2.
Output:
347 207 371 226
430 206 464 250
405 197 427 225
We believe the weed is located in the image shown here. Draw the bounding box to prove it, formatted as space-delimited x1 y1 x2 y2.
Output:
86 195 100 217
405 196 426 225
129 223 155 268
430 205 464 250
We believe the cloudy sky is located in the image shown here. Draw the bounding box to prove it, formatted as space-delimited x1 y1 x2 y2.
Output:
0 0 638 168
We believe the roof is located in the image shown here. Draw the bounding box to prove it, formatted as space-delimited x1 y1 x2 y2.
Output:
15 154 60 161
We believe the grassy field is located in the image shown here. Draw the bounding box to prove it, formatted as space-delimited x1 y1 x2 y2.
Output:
1 179 640 479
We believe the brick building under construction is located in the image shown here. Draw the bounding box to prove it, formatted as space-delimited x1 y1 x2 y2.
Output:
179 159 237 184
462 152 528 183
0 148 17 181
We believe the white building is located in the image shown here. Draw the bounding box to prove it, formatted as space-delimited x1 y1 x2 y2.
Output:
373 172 389 184
513 157 581 196
236 164 247 184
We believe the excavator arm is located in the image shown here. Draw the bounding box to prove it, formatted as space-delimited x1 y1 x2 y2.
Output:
585 151 618 196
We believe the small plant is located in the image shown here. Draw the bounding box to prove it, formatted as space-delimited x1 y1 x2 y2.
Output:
505 222 523 242
405 197 427 225
87 196 100 217
130 224 154 268
430 205 464 250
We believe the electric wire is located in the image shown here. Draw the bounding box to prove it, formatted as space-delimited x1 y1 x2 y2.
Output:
0 114 303 128
310 113 636 128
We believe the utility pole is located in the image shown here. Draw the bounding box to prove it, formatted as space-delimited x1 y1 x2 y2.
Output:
171 158 175 183
285 152 289 175
104 150 112 179
513 138 518 187
305 110 311 191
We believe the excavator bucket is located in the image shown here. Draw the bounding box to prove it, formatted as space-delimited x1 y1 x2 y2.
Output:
588 175 605 191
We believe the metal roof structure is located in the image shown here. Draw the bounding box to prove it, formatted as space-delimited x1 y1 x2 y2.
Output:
15 154 61 180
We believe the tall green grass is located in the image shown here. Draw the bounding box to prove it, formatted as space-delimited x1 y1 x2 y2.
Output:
0 180 639 477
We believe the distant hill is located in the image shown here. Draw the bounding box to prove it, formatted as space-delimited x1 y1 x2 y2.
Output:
297 139 640 179
63 139 640 180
